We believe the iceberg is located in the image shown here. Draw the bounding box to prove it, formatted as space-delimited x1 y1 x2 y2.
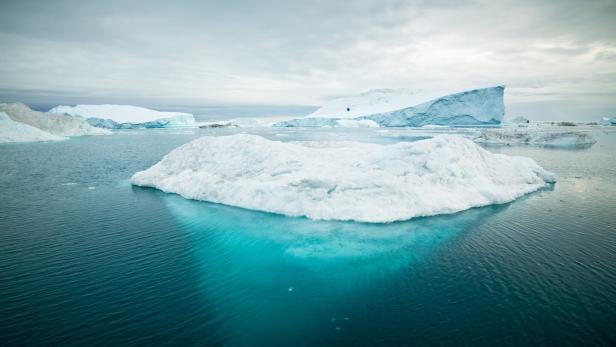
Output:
600 117 616 125
474 129 597 148
197 116 293 128
0 102 108 137
273 86 505 128
48 104 196 129
0 112 66 143
503 115 530 126
274 117 341 128
131 134 554 223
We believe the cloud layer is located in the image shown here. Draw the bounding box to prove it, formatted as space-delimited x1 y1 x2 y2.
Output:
1 0 615 119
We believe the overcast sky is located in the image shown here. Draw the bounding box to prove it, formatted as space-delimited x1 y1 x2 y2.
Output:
1 0 615 120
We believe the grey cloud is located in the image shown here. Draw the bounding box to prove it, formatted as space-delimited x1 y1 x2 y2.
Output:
0 0 615 120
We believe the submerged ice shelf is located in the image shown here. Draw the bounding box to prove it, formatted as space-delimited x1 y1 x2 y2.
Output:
131 134 554 223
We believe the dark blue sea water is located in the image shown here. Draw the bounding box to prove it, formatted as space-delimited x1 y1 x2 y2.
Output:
1 127 616 346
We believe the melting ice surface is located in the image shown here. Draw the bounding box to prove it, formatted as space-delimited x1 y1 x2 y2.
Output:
132 134 554 222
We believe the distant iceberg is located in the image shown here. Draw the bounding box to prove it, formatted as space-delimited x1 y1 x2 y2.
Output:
274 86 505 128
48 104 196 129
0 102 108 137
474 129 597 148
0 112 66 143
131 134 554 223
502 115 530 126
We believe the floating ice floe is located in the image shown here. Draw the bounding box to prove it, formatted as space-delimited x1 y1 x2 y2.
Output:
0 102 108 137
48 104 196 129
474 129 597 148
131 134 554 223
274 86 505 128
0 112 66 143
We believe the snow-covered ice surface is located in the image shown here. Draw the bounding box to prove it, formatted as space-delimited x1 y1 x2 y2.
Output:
309 88 446 119
48 104 196 129
274 86 504 128
131 134 554 223
0 102 108 137
0 112 66 143
474 129 597 148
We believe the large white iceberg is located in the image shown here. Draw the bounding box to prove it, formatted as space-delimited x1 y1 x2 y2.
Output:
131 134 554 223
0 112 66 143
274 86 505 128
48 104 196 129
0 102 107 137
474 129 597 148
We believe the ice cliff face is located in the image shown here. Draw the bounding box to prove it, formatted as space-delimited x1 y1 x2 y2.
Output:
0 112 66 143
131 133 554 223
274 86 505 128
0 102 107 137
363 86 504 126
48 104 196 129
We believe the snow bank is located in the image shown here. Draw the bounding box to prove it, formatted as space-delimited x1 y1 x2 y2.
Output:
0 102 108 136
48 104 196 129
131 134 554 223
474 129 597 147
274 86 505 127
0 112 66 143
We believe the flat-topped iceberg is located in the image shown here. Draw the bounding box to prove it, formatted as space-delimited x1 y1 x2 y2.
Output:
48 104 196 129
131 134 554 223
274 86 505 128
0 102 107 137
474 129 597 148
0 112 66 143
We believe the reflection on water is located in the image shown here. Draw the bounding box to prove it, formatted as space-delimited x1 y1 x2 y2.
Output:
159 192 506 344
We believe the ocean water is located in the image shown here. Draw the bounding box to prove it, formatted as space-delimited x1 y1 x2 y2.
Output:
1 127 616 346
